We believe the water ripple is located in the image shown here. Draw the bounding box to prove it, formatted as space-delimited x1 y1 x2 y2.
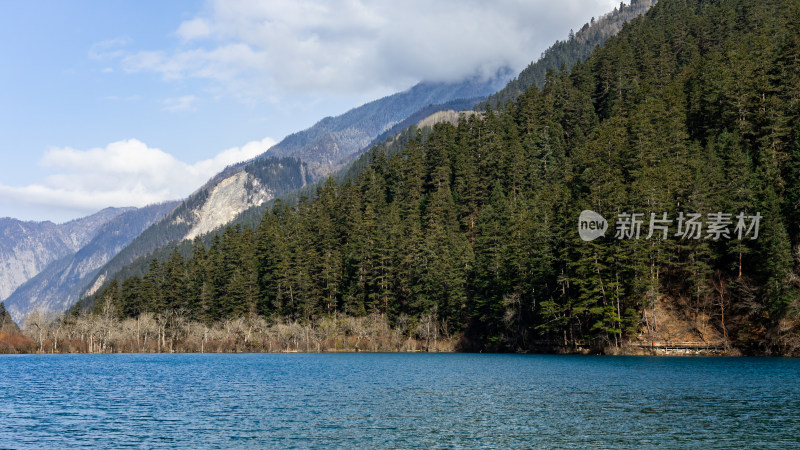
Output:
0 354 798 448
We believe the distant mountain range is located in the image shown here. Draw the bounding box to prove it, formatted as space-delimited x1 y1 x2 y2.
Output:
3 202 178 322
0 207 130 302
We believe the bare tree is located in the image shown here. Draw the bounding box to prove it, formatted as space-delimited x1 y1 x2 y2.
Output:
23 308 55 353
417 311 440 352
393 314 410 351
14 307 454 354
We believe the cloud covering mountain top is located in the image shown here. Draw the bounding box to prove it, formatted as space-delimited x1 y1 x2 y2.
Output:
116 0 623 101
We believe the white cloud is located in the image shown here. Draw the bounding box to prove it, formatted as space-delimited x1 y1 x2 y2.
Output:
99 0 627 102
162 95 198 112
0 137 276 221
176 18 212 41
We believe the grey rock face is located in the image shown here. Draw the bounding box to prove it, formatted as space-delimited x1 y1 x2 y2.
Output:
3 203 178 322
0 207 130 302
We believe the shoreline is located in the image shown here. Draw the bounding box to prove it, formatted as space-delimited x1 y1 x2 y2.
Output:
1 346 792 357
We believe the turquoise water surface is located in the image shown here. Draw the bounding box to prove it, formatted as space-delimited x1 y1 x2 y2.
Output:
0 353 798 448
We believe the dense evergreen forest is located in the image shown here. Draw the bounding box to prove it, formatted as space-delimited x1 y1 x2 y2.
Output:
477 0 655 110
82 0 800 354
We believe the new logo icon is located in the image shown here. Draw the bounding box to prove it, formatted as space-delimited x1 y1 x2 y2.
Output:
578 210 607 241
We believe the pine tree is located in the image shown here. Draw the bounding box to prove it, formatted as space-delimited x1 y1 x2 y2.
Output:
187 237 208 320
470 182 511 344
162 248 188 311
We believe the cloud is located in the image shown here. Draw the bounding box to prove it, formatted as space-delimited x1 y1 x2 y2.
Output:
0 137 276 220
176 18 212 41
89 37 131 60
162 95 198 112
99 0 626 102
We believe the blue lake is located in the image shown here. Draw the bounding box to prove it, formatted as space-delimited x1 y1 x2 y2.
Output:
0 353 798 448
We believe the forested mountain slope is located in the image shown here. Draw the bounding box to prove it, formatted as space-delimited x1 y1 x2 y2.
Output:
478 0 655 110
78 156 310 303
84 0 800 355
0 302 19 333
71 111 472 313
69 78 507 318
218 1 652 232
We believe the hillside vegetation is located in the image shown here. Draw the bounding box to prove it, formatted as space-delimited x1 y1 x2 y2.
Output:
477 0 655 111
76 156 310 300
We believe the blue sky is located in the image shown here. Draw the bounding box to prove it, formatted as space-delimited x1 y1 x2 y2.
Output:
0 0 623 223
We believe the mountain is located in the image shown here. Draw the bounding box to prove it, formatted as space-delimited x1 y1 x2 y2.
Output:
71 77 509 307
3 202 178 322
477 0 655 110
369 98 482 149
220 8 658 231
80 0 800 356
66 4 640 316
78 156 311 302
0 207 130 302
71 109 481 307
267 75 508 174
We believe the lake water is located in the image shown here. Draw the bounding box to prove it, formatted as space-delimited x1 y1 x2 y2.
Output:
0 353 798 448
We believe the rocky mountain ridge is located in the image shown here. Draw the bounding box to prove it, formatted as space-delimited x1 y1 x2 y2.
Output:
0 207 131 302
266 76 507 175
3 202 178 322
